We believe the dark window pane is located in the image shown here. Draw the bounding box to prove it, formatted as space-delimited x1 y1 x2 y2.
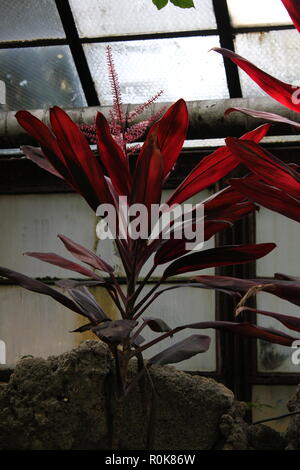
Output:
0 0 65 42
70 0 216 37
84 37 228 104
0 46 86 110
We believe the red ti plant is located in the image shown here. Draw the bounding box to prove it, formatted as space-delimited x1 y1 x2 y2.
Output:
189 0 300 355
0 99 297 447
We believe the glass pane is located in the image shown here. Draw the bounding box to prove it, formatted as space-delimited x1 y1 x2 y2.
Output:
256 294 300 373
0 0 65 42
235 30 300 97
0 46 86 109
256 208 300 277
139 284 216 372
227 0 292 27
252 385 296 433
84 37 229 104
70 0 216 37
0 194 95 278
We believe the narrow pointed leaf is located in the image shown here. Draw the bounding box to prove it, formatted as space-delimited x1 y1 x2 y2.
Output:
21 146 64 179
213 47 300 113
58 234 114 273
237 306 300 333
163 243 276 278
68 286 107 322
141 99 188 178
167 123 270 205
0 267 88 318
225 107 300 130
226 137 300 199
96 112 131 195
143 317 172 333
148 334 211 365
25 251 103 279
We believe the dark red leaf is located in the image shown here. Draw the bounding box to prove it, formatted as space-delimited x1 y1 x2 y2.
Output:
237 306 300 333
282 0 300 32
68 286 107 322
226 137 300 199
148 334 211 365
0 266 89 318
95 112 132 195
21 146 64 179
58 234 114 273
163 243 276 278
25 251 103 279
229 175 300 223
225 107 300 130
167 123 270 205
144 99 188 179
213 47 300 113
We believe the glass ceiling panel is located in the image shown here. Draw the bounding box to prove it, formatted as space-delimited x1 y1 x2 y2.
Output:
0 0 65 42
84 37 228 105
227 0 292 28
0 46 86 110
234 30 300 98
69 0 216 37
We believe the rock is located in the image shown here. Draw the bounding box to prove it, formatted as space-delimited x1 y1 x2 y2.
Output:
218 401 250 450
285 384 300 450
0 340 234 450
247 424 286 450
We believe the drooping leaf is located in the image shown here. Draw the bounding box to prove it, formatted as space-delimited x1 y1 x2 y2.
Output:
163 243 276 278
148 334 210 365
213 48 300 113
68 286 108 322
58 234 114 273
225 107 300 130
281 0 300 33
0 267 89 318
236 306 300 333
167 123 270 205
21 146 64 179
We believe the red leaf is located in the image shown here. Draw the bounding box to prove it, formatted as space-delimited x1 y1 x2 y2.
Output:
213 47 300 113
148 334 211 365
226 137 300 199
282 0 300 32
21 146 64 179
95 112 132 195
167 123 270 205
237 306 300 333
0 266 90 319
139 99 188 179
163 243 276 278
58 234 114 273
225 107 300 130
25 252 103 279
229 175 300 223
